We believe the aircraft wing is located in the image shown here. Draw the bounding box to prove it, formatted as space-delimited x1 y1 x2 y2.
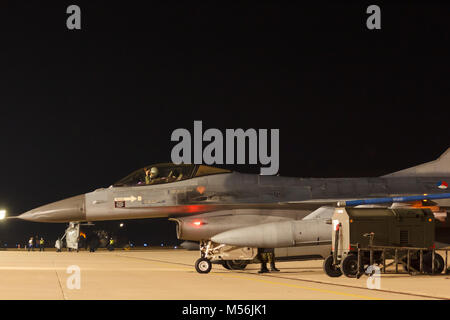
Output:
119 193 450 219
285 192 450 207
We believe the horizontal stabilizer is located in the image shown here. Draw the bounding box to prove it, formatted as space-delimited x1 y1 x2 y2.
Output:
383 148 450 177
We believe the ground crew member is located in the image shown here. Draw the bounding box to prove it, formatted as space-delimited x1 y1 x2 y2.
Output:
39 237 44 251
108 238 115 251
257 248 269 273
28 237 34 252
258 248 280 273
266 248 280 272
88 232 100 252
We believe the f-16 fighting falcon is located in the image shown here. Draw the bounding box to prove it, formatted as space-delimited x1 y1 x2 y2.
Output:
14 149 450 273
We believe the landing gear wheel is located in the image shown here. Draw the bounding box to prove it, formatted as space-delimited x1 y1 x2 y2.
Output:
323 255 342 277
341 254 363 278
222 262 231 270
225 260 248 270
195 258 212 274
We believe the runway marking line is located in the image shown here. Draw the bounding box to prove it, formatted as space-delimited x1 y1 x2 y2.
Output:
115 254 379 299
209 272 381 300
115 254 192 271
52 260 68 300
113 253 447 300
261 273 448 300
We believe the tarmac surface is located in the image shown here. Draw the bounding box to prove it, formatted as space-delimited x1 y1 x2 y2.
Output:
0 248 449 300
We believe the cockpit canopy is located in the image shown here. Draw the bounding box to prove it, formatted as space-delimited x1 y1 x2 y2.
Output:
114 163 232 187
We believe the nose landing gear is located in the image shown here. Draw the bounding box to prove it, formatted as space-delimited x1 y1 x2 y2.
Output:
195 258 212 274
55 222 80 252
194 240 255 274
195 240 215 274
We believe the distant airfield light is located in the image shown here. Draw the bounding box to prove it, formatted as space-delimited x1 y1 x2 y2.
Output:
0 210 6 220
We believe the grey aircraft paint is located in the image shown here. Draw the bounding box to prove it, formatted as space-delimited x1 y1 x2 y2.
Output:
15 149 450 247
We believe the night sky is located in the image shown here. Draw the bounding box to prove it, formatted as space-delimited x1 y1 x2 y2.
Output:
0 2 449 246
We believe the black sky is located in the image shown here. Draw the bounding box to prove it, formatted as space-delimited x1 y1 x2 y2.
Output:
0 1 449 246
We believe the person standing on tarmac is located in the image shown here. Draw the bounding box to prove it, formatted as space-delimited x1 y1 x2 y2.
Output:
88 232 100 252
28 237 34 252
257 248 280 273
108 238 115 251
267 248 280 272
257 248 269 273
39 237 44 251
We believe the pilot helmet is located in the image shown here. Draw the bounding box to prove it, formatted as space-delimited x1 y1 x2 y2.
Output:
150 167 159 177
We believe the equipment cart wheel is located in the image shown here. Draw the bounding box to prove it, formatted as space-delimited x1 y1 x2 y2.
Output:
323 255 342 277
341 254 363 278
195 258 212 274
423 252 445 274
401 258 420 273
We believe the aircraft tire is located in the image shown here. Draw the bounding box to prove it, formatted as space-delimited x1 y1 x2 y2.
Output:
341 254 363 278
222 262 231 270
195 258 212 274
323 255 342 277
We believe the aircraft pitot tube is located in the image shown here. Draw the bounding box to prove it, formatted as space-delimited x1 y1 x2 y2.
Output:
211 219 331 248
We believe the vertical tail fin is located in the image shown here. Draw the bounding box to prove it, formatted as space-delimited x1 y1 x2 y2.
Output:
383 148 450 177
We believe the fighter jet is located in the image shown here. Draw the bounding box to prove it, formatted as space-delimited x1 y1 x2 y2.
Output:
15 149 450 273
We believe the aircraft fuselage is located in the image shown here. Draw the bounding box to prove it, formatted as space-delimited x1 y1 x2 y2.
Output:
18 172 450 223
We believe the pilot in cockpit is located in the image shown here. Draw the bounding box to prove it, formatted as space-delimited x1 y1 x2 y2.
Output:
145 167 165 185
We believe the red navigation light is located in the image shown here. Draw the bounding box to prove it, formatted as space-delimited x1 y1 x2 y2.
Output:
193 221 203 227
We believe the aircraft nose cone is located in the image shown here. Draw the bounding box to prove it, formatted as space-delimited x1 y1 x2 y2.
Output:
18 194 86 223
